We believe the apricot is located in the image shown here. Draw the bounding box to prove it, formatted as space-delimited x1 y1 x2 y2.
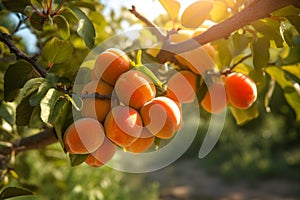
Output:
105 105 143 147
166 70 197 103
90 68 98 81
63 118 105 154
125 128 155 153
174 44 216 75
201 81 228 114
81 80 113 122
85 137 116 168
225 72 257 109
115 70 156 109
140 96 181 139
94 48 130 86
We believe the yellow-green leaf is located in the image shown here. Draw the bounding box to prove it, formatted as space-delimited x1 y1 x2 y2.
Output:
181 0 213 28
282 64 300 79
230 103 259 125
159 0 181 20
210 1 230 22
265 66 300 121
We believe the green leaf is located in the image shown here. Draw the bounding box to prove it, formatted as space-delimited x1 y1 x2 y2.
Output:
53 15 70 40
213 39 232 67
249 69 265 93
66 1 97 10
66 93 83 111
30 80 54 106
230 103 259 125
43 37 73 64
282 64 300 80
251 37 270 70
69 154 88 167
59 7 79 25
16 95 35 126
286 15 300 34
0 187 33 199
0 102 14 126
18 78 44 100
2 0 30 14
232 32 249 56
52 98 73 149
132 50 163 88
135 65 163 88
272 5 300 17
4 60 35 102
30 0 43 11
251 19 284 48
70 7 95 49
277 46 300 65
30 12 45 31
265 66 300 121
40 88 63 125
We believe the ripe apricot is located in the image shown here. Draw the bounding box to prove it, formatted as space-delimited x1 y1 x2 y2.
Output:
201 82 228 114
85 137 116 168
63 118 105 154
81 80 113 122
140 96 181 139
105 105 143 147
90 68 98 81
175 44 216 75
115 70 156 109
94 48 130 86
225 72 257 109
166 70 197 103
125 128 155 153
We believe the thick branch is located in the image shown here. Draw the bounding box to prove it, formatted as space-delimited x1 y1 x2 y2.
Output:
0 31 47 77
0 128 57 155
156 0 299 64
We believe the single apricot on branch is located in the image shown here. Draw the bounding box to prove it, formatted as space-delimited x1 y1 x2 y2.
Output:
94 48 131 86
140 96 181 139
63 118 106 154
105 106 143 147
225 72 257 109
115 70 156 109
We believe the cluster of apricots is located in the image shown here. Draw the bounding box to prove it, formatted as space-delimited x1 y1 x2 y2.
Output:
63 45 257 168
63 48 182 168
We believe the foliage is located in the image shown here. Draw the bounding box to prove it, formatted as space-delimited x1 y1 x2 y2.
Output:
13 144 159 200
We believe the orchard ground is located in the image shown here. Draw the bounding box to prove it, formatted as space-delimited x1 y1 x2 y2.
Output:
144 158 300 200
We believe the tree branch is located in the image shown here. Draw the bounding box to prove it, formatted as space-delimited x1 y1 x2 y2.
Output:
129 5 166 42
0 31 47 77
0 128 57 156
155 0 299 64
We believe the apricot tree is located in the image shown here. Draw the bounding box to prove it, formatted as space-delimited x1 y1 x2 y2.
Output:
0 0 299 198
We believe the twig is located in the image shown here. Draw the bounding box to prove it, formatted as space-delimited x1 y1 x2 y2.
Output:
80 92 112 100
129 5 166 42
155 0 299 64
229 54 252 71
0 32 48 77
0 128 57 155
